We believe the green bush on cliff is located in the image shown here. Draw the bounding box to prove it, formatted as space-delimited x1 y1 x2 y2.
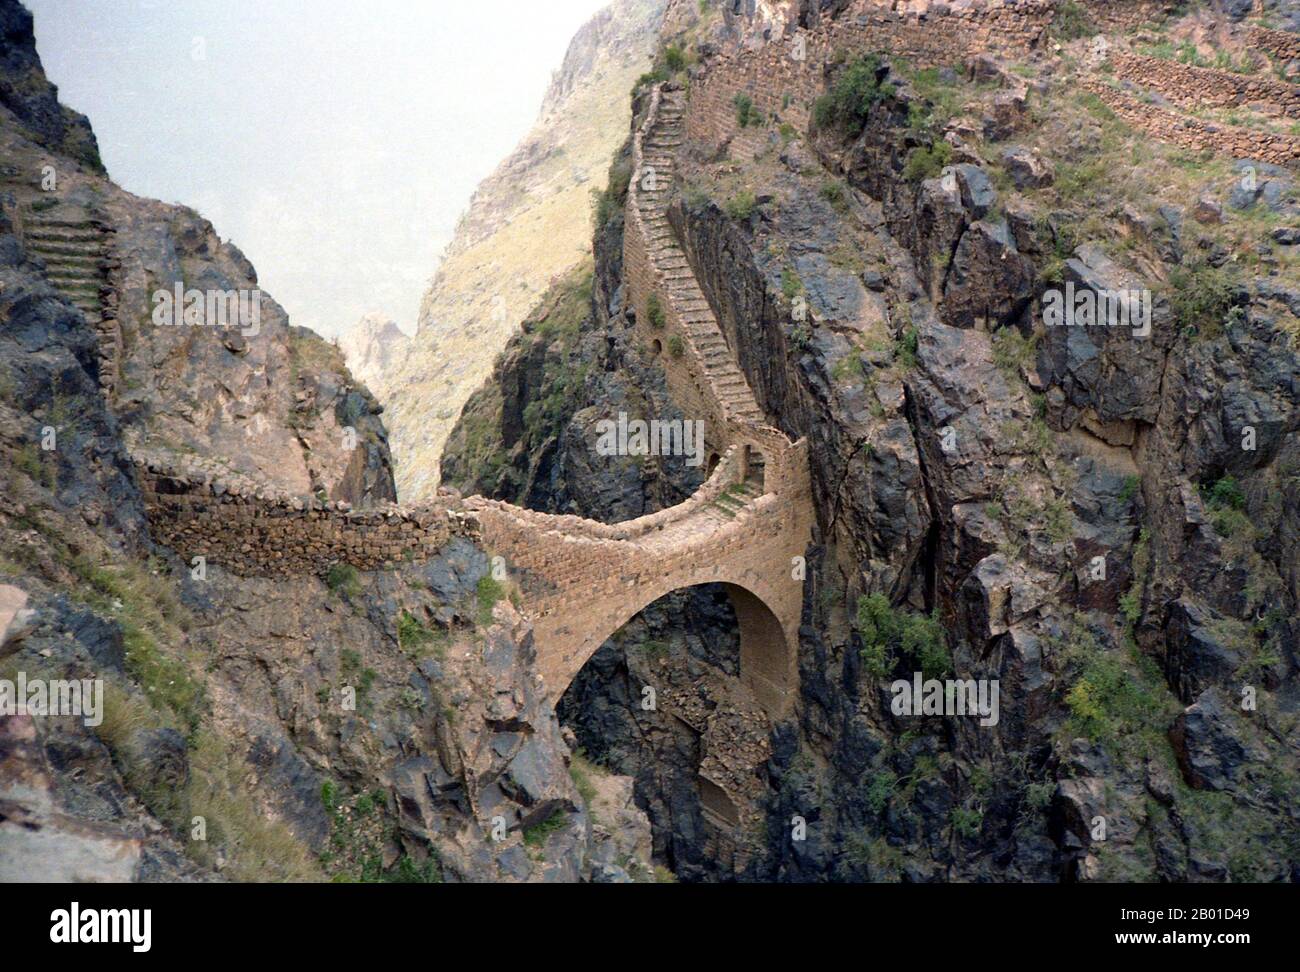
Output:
1169 261 1239 338
813 53 893 137
854 593 950 680
733 92 763 128
647 293 666 328
725 189 757 219
902 139 953 183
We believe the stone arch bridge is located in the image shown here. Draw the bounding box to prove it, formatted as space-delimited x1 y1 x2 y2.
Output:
68 0 1299 724
100 80 813 719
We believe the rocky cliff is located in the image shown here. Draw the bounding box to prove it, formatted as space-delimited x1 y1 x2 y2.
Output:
374 0 668 500
340 312 408 394
0 0 652 883
444 0 1300 881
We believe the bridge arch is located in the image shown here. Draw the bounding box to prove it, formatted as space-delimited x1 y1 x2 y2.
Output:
552 577 793 717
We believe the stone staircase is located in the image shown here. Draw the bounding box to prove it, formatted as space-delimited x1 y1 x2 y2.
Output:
20 203 121 397
635 89 765 425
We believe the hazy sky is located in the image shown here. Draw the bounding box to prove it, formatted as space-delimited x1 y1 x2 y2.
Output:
27 0 608 337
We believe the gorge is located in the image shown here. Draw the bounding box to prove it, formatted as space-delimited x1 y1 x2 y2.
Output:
2 0 1299 888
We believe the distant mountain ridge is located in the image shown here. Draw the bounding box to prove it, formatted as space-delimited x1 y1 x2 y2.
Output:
362 0 667 500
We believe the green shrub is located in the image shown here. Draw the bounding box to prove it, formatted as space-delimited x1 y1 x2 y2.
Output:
725 190 756 220
854 593 950 680
1206 475 1246 511
1203 476 1252 540
664 44 686 73
902 139 953 183
951 806 983 840
733 92 763 128
667 334 685 358
475 575 505 626
894 325 919 370
325 563 361 598
812 54 893 137
1169 262 1238 338
591 160 633 231
781 266 803 299
523 808 567 846
646 293 666 328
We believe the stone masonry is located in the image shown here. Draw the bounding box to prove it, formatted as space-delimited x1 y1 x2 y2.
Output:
82 82 815 726
1109 51 1300 120
684 0 1300 169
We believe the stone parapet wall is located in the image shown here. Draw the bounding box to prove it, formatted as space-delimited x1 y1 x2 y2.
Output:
1110 50 1300 119
467 445 744 542
1084 79 1300 166
135 457 476 576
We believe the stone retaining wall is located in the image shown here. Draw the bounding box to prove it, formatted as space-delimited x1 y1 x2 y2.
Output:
1085 79 1300 166
685 0 1062 153
1110 50 1300 119
1246 25 1300 64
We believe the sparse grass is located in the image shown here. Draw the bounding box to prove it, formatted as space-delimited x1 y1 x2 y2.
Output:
1051 0 1094 41
70 555 203 734
990 327 1038 383
397 609 447 659
831 350 867 384
325 563 361 598
781 266 803 300
569 751 600 807
475 574 505 627
1169 261 1240 339
320 781 438 882
819 180 847 210
523 807 567 847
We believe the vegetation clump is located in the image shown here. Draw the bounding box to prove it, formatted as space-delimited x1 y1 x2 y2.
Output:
902 139 953 183
813 54 893 137
733 92 763 128
854 593 950 680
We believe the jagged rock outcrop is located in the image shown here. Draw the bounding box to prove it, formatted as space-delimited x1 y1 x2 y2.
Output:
340 312 408 394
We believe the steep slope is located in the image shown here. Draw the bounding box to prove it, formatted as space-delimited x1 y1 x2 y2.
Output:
0 0 653 883
376 0 667 500
445 0 1300 881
